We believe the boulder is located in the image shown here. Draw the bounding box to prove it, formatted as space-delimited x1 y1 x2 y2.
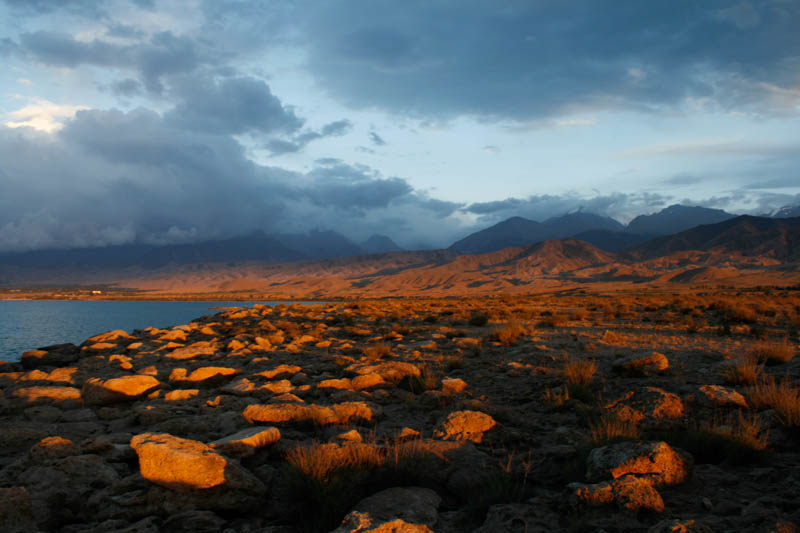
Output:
433 410 496 443
130 433 263 492
613 352 669 376
254 364 302 380
332 487 441 533
586 441 692 486
83 376 161 405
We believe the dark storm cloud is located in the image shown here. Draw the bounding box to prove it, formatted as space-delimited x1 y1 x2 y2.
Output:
0 110 457 251
18 30 203 93
165 76 302 135
287 0 800 119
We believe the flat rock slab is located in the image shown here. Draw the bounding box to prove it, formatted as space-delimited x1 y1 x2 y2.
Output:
433 410 496 443
242 402 378 425
83 375 161 405
332 487 441 533
131 433 262 492
586 441 692 486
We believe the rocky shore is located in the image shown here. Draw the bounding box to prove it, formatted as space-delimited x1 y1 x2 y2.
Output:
1 295 798 532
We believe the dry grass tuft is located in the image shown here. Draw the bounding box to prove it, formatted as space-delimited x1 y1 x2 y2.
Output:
750 340 796 365
543 386 570 408
747 377 800 428
362 342 392 361
720 353 763 385
589 414 640 446
486 321 526 346
563 358 597 386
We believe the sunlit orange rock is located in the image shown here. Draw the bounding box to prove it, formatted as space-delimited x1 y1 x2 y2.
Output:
242 401 377 425
166 341 218 360
28 436 78 461
169 366 239 386
164 389 200 402
82 375 161 405
11 386 82 405
433 410 496 443
569 474 665 512
332 487 440 533
254 364 302 379
86 330 135 344
131 433 257 490
698 385 749 409
20 343 79 369
441 378 468 394
209 427 281 457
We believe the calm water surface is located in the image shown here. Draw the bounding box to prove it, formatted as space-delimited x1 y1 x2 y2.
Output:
0 300 313 362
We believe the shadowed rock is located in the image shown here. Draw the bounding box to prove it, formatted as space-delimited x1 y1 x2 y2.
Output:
605 387 685 424
0 487 36 533
698 385 749 409
332 487 441 533
586 441 693 485
21 344 79 369
613 352 669 376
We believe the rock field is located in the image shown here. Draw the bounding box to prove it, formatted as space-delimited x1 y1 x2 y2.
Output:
1 292 799 532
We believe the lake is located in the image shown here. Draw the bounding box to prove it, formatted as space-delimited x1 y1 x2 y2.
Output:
0 300 315 362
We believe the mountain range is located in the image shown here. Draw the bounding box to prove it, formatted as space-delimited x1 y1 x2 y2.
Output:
1 205 799 295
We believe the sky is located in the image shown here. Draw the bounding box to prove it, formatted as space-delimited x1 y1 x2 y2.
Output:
1 0 799 252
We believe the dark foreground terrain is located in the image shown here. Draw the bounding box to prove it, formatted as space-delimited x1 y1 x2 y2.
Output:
1 291 799 532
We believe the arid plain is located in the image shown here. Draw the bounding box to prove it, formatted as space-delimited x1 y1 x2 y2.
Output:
1 288 799 532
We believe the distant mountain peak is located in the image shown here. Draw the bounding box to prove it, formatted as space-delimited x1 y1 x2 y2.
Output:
627 205 735 236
